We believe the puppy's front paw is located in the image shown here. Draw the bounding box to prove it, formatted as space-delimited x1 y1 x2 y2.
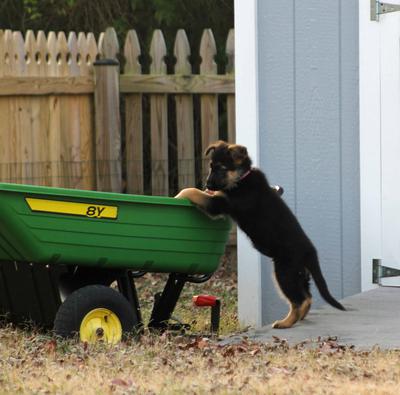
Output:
175 188 195 199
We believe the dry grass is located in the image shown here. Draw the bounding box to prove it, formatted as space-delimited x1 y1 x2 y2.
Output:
1 329 400 394
1 252 400 394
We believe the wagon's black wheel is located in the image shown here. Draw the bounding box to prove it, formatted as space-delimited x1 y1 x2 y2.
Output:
54 285 138 344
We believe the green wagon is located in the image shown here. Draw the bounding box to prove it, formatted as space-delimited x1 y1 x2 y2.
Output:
0 183 230 343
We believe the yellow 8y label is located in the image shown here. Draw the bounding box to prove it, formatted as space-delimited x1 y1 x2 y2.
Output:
26 198 118 219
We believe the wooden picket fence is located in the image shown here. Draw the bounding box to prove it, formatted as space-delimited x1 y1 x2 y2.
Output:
0 27 235 196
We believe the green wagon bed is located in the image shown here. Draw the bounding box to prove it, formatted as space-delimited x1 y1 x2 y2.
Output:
0 183 231 343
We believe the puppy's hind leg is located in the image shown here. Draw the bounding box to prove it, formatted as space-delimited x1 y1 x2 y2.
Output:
272 263 308 329
299 298 312 320
272 302 301 329
299 269 312 320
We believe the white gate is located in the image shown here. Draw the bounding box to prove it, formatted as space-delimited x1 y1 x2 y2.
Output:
361 1 400 288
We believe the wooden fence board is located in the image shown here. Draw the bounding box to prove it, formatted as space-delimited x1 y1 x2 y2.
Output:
149 30 169 196
1 31 16 182
0 76 94 95
174 29 195 190
120 74 234 94
79 95 95 191
56 31 73 188
86 32 99 69
14 31 33 184
0 30 7 182
0 32 8 181
124 29 143 194
77 32 96 190
0 74 235 95
0 30 19 182
200 29 219 182
47 31 62 187
25 30 45 185
5 30 20 183
68 32 88 189
35 31 50 185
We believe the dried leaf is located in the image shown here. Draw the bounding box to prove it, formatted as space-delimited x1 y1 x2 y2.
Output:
236 345 248 353
272 335 287 345
45 339 57 354
222 346 235 358
197 338 210 349
250 348 261 356
111 378 131 387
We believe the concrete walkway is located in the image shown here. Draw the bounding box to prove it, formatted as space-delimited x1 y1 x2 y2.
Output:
222 287 400 349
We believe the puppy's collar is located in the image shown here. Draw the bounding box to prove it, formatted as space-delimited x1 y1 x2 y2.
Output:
239 169 251 181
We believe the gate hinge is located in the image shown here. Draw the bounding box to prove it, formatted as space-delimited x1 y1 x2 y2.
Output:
372 259 400 284
371 0 400 21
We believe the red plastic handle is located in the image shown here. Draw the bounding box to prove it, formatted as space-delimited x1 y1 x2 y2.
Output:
192 294 218 307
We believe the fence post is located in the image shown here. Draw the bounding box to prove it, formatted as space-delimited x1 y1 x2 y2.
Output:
93 58 122 192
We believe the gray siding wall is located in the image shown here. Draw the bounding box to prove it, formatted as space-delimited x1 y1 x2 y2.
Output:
256 0 360 324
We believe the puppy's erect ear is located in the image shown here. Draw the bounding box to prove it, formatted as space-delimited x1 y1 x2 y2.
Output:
228 144 248 165
204 140 227 156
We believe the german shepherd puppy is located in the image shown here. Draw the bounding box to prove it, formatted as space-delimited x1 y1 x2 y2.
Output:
175 140 345 329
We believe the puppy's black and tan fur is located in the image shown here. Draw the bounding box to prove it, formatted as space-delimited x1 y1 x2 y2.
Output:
176 141 345 329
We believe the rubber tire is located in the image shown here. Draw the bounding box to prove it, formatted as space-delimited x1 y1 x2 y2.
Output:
54 285 138 340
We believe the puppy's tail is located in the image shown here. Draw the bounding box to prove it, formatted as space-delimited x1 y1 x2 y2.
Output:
305 250 346 311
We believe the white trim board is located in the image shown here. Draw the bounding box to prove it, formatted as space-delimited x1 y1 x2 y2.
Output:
234 0 263 327
359 1 381 291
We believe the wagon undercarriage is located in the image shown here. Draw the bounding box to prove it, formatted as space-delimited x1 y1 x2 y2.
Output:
0 261 208 335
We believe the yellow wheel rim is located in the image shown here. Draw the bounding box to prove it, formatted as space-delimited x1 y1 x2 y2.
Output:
80 308 122 344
